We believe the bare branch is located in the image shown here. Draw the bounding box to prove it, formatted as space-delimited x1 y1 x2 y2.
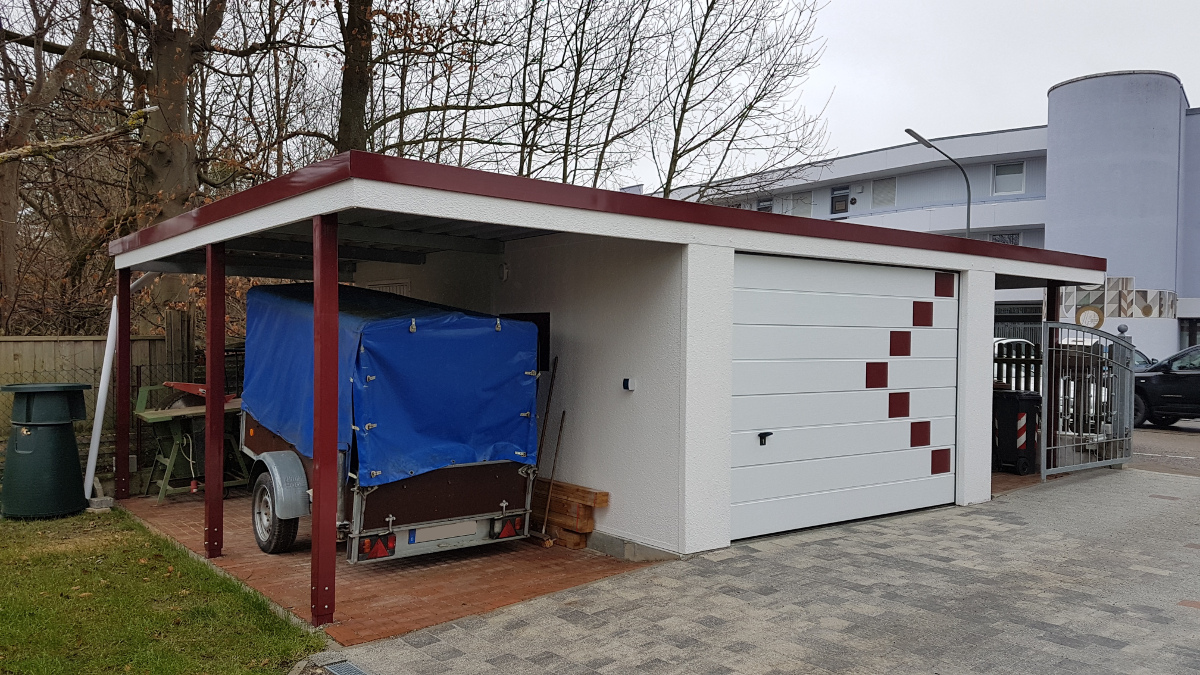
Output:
1 28 141 74
0 107 156 165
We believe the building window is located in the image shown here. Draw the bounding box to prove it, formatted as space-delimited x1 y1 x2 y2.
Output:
755 197 773 212
990 232 1021 246
1182 319 1200 350
830 186 849 214
871 178 896 209
993 162 1025 195
789 192 813 217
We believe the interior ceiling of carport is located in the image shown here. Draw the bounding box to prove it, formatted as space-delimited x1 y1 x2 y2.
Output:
132 207 551 280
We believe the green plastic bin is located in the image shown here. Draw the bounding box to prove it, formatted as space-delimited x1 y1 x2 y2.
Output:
1 383 91 518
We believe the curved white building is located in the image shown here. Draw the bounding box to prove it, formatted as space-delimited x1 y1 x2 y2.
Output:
728 71 1199 358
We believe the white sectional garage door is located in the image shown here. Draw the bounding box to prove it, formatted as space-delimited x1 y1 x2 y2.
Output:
731 254 958 540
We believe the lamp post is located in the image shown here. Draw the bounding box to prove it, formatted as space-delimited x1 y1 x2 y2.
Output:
905 128 971 240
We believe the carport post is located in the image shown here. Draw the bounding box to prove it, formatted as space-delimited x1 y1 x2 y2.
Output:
311 213 338 626
114 267 131 499
204 243 226 559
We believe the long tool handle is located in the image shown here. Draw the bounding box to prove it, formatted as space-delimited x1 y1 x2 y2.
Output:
541 409 567 535
536 356 559 470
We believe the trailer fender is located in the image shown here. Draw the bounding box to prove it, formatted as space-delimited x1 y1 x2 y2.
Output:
254 451 310 520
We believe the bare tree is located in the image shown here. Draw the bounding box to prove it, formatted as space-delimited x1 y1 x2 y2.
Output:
0 0 93 316
652 0 827 200
0 0 830 335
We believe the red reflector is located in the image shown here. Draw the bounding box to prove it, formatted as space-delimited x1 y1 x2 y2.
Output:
361 533 397 560
369 539 388 559
498 519 517 539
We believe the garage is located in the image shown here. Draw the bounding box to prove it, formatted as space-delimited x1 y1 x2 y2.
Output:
731 254 959 539
105 150 1107 627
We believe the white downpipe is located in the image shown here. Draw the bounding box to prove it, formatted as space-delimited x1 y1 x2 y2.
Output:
84 272 159 499
84 298 118 499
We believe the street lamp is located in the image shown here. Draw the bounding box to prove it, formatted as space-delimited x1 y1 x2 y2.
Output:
905 128 971 240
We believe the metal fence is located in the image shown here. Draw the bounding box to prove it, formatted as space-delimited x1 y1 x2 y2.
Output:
994 340 1042 393
995 321 1043 344
1040 322 1135 479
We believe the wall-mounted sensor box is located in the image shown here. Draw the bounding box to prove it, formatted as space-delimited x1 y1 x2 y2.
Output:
622 378 637 391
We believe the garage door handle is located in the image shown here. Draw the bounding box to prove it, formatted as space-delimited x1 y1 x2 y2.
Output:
758 432 773 446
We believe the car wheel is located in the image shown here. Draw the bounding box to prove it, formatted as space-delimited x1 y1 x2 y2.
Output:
1134 394 1148 428
1150 415 1181 428
252 472 298 554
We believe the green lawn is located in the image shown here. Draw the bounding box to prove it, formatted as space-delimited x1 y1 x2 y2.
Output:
0 509 324 675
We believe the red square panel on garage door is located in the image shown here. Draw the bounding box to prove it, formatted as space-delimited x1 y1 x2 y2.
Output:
911 421 931 447
888 392 909 418
913 301 934 327
934 272 955 297
931 448 951 474
865 362 888 389
890 331 911 357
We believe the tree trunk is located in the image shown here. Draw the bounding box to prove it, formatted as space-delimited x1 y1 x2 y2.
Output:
135 28 200 225
0 162 20 326
336 0 373 152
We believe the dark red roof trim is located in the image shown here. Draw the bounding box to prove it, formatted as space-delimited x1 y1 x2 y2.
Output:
109 150 1106 272
109 154 352 256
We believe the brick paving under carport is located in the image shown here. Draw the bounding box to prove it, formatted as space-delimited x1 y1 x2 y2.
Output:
121 493 648 645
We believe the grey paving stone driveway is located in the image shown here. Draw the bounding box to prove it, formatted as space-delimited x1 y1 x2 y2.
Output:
342 468 1200 674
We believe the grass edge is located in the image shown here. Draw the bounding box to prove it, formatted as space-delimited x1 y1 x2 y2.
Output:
113 503 339 655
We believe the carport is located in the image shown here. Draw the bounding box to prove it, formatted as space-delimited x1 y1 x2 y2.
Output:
107 150 1106 627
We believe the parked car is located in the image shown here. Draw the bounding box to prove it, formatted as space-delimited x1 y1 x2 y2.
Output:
1134 345 1200 427
1133 349 1157 372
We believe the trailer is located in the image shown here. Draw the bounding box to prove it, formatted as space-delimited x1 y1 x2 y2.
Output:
238 284 540 562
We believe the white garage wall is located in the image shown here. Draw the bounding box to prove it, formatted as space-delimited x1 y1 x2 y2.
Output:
494 233 688 553
680 244 734 554
956 269 996 506
354 250 499 312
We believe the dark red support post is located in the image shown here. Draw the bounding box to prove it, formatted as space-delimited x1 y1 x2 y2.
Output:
114 268 132 499
204 243 226 559
311 213 339 626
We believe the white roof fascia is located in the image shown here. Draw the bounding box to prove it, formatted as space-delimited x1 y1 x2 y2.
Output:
117 176 1101 285
114 181 360 269
348 178 1100 284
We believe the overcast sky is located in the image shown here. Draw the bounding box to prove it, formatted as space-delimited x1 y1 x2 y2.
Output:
804 0 1200 157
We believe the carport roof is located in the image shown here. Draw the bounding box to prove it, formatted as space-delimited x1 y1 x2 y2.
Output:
108 150 1105 279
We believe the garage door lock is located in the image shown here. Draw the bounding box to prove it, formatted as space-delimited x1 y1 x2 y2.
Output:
758 431 773 446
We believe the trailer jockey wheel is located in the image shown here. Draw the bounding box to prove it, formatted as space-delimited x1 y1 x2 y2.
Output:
252 473 298 554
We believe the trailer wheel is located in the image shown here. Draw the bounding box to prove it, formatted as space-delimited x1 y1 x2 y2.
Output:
252 472 298 554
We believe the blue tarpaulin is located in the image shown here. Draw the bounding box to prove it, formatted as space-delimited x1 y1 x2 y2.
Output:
241 284 538 486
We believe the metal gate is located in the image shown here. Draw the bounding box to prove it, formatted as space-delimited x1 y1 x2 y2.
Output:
1040 322 1135 479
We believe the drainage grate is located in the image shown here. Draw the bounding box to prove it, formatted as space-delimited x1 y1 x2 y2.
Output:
325 661 372 675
